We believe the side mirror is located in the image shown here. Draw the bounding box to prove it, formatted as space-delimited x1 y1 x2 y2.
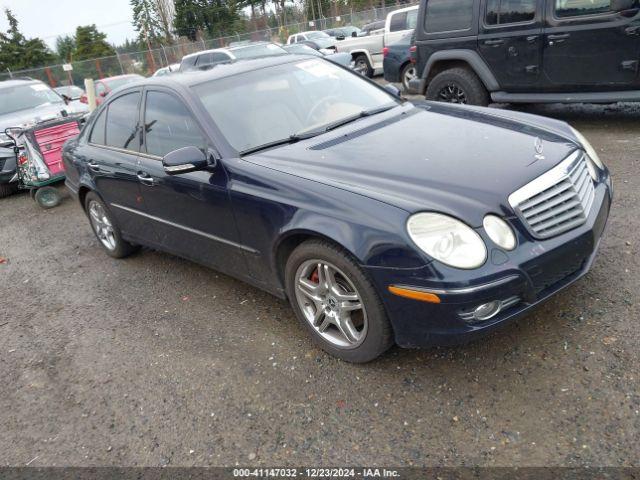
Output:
384 84 402 97
162 146 209 174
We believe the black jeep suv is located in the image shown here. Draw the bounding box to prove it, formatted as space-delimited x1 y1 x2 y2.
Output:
409 0 640 106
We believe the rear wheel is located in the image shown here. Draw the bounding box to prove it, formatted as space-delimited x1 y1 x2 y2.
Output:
400 63 417 93
285 240 394 363
426 67 490 106
353 54 373 78
0 182 18 198
84 191 138 258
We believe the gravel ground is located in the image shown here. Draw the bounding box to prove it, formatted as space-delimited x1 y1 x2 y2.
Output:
0 97 638 468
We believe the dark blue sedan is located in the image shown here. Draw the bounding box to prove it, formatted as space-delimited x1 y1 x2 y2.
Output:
63 55 612 362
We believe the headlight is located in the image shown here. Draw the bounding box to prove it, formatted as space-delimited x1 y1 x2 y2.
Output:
407 213 487 269
571 127 604 170
483 215 516 251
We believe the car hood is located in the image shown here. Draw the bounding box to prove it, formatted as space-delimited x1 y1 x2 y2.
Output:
245 103 581 226
0 103 69 131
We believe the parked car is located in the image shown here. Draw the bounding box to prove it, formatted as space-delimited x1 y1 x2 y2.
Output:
180 43 288 72
359 20 386 36
324 26 361 39
286 31 337 51
334 5 418 77
63 55 611 363
80 74 145 106
282 42 353 68
1 78 79 197
410 0 640 106
383 31 417 92
54 85 89 114
153 63 181 77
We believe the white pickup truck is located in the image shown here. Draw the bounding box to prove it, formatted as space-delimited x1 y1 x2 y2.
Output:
335 5 418 77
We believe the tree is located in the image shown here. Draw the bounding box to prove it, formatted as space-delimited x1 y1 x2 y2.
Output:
0 9 55 71
174 0 243 41
55 35 76 63
73 25 116 61
131 0 162 45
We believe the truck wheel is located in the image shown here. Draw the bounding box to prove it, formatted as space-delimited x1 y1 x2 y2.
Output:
353 55 373 78
0 183 18 198
426 67 490 107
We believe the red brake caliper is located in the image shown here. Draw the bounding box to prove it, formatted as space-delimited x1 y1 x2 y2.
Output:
310 268 319 284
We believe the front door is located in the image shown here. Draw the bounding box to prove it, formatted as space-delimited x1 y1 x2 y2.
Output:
136 88 249 275
82 90 153 243
479 0 543 90
542 0 640 89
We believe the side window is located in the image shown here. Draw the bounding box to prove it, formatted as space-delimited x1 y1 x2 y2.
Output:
486 0 536 25
389 12 408 32
211 52 231 63
95 82 106 96
425 0 474 33
105 92 141 151
195 53 213 67
406 9 418 29
89 108 107 145
554 0 613 17
143 91 207 158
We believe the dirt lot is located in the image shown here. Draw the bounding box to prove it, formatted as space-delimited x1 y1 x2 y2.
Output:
0 99 639 468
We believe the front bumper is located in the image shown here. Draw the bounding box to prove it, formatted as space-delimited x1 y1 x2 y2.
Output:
365 174 612 348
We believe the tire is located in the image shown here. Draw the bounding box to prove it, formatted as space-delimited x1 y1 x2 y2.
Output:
353 54 373 78
285 240 394 363
84 191 138 259
0 182 18 198
34 186 61 209
426 67 490 106
400 62 418 93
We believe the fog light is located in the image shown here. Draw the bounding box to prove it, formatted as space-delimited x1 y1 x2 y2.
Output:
473 301 501 321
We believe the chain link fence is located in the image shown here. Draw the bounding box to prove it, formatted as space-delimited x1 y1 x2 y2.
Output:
0 2 417 87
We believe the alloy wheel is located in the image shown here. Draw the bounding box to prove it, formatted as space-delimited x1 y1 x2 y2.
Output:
88 201 117 251
294 259 368 349
354 59 369 76
438 83 468 104
402 66 417 91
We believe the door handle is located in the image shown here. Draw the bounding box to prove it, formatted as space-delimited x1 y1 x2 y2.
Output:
87 161 101 173
548 33 570 45
484 39 505 47
137 172 155 186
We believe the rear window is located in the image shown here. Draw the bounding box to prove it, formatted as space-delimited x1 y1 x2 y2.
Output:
486 0 536 25
425 0 475 33
389 9 418 32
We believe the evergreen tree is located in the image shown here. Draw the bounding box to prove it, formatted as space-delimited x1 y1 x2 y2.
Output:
131 0 163 45
55 35 76 63
73 25 116 61
0 9 55 71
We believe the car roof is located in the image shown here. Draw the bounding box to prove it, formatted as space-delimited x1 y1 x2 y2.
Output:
182 42 272 60
121 55 307 90
0 78 43 90
99 74 143 83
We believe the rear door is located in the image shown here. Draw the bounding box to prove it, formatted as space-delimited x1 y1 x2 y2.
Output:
83 90 154 242
479 0 543 90
136 88 248 274
542 0 640 89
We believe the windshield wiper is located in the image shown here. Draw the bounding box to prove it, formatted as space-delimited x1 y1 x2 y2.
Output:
293 104 398 138
240 104 398 156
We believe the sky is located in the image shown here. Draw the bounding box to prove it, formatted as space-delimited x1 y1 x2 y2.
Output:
0 0 137 50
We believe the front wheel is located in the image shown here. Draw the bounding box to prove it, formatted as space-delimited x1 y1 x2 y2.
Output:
84 191 138 258
285 240 394 363
0 182 18 198
426 67 490 106
353 54 373 78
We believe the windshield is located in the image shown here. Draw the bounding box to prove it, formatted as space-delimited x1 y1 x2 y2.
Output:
0 83 64 115
55 86 84 98
306 31 330 40
232 44 287 59
193 59 398 153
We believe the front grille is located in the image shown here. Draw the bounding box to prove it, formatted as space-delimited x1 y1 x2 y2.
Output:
509 151 595 239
